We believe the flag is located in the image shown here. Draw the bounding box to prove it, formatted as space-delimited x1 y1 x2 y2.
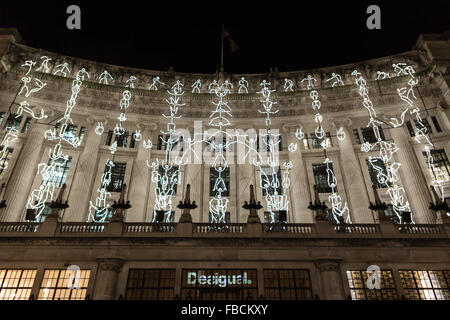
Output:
222 25 239 53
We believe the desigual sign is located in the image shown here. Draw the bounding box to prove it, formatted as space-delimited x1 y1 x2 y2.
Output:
186 271 252 288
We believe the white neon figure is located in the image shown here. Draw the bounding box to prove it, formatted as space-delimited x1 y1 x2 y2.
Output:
149 76 164 90
53 62 70 77
15 101 47 120
26 68 88 221
393 63 408 76
223 80 233 94
0 130 18 174
191 79 202 93
95 122 104 135
125 76 136 89
238 77 249 94
337 127 345 141
283 78 294 91
133 130 142 141
295 128 305 140
288 143 297 152
143 139 153 149
208 80 218 93
18 78 46 98
98 70 114 85
260 80 270 89
301 74 317 90
351 69 411 223
88 159 114 222
109 140 117 154
36 56 52 73
326 73 344 87
257 84 278 126
21 60 36 76
376 71 391 80
118 113 127 122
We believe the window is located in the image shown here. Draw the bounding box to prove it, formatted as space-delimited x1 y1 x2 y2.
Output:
0 112 5 125
157 166 179 194
41 157 71 188
0 269 37 300
431 116 442 133
209 211 230 223
264 269 312 300
105 162 126 192
264 211 279 223
115 131 128 148
260 167 282 196
153 210 175 223
3 113 22 131
106 130 114 146
209 167 230 197
78 126 86 142
366 158 391 189
406 121 415 137
399 270 450 300
353 129 361 144
0 147 13 180
62 124 78 140
130 133 136 148
181 269 258 300
414 119 432 134
38 269 91 300
423 149 450 180
361 127 385 143
21 117 32 133
312 163 334 193
346 270 398 300
126 269 176 300
311 132 332 149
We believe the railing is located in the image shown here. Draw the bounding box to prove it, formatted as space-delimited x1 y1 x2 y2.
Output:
59 222 106 233
333 224 380 234
0 222 40 232
397 224 444 234
263 223 313 234
194 223 246 233
124 223 175 233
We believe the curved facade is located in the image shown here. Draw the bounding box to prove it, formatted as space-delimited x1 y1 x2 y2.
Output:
0 29 449 301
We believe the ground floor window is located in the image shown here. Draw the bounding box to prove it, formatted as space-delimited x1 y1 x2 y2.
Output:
38 269 91 300
0 269 37 300
346 269 398 300
399 270 450 300
263 269 312 299
181 269 257 300
126 269 176 300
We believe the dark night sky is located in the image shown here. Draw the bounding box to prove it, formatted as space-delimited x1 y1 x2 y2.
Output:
0 1 449 74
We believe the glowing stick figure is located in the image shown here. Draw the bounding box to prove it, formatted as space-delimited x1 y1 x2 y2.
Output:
191 79 202 93
95 122 104 135
21 60 36 76
238 77 248 94
36 56 52 73
223 80 233 94
326 73 344 87
260 80 270 88
376 71 391 80
337 127 345 140
15 101 47 120
301 74 316 90
98 70 114 85
149 76 164 90
208 80 218 93
172 80 184 93
19 78 47 97
133 130 142 141
393 63 408 76
126 76 136 89
283 78 294 91
53 62 71 77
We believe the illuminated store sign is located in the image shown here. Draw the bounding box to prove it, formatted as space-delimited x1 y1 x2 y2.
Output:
186 271 252 287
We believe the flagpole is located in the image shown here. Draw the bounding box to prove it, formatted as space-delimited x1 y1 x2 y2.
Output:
220 24 224 71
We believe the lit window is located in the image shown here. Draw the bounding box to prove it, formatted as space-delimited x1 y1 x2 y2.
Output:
260 167 282 196
21 117 32 133
3 113 22 131
264 269 312 300
62 124 78 140
346 270 398 300
0 269 37 300
157 166 179 194
422 149 450 180
366 158 391 189
399 270 450 300
414 119 432 134
38 269 91 300
431 116 442 133
0 147 13 180
312 163 334 193
41 157 71 188
210 167 230 197
126 269 176 300
361 127 385 143
105 162 126 193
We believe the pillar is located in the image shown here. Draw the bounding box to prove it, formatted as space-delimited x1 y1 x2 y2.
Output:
126 122 156 222
333 121 373 223
390 126 435 223
65 117 103 222
1 119 47 221
315 259 345 300
93 258 124 300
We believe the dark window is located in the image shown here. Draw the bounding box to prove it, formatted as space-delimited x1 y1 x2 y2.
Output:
126 269 176 300
0 269 37 300
260 167 282 196
21 117 32 133
157 135 163 150
361 127 384 143
153 210 175 223
279 135 283 151
263 269 312 300
62 124 77 140
406 121 415 137
130 133 136 148
209 167 230 196
105 162 126 192
399 270 450 300
41 157 71 188
181 269 258 300
114 131 128 148
106 131 114 146
157 166 178 194
353 129 361 144
3 114 22 131
431 116 442 133
414 119 432 134
0 147 13 180
78 126 86 142
347 270 398 300
312 163 334 193
423 149 450 180
37 269 91 300
366 158 391 188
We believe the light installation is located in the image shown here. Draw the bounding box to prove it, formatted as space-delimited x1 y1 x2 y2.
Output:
26 67 90 221
238 77 248 94
326 73 344 87
53 62 71 77
283 78 294 92
351 69 411 223
98 70 114 85
299 74 350 224
191 79 202 93
149 76 164 90
36 56 51 74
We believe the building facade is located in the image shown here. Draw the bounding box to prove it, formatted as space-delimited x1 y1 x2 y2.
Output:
0 28 449 300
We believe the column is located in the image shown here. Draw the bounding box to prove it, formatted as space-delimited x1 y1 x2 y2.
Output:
390 125 434 223
1 119 48 221
126 122 156 222
93 258 124 300
333 121 373 223
65 117 103 222
314 259 345 300
283 124 313 223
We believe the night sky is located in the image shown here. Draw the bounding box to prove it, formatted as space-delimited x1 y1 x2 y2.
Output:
0 1 449 74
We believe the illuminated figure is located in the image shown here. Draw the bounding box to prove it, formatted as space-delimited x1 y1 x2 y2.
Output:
191 79 202 93
53 62 71 77
376 71 391 80
98 70 114 85
223 80 233 94
208 80 218 93
15 101 47 120
36 56 52 73
125 76 136 89
301 74 316 89
18 78 46 98
326 73 344 87
283 78 294 91
149 76 164 90
21 60 36 76
393 63 408 76
95 122 104 135
238 77 249 94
